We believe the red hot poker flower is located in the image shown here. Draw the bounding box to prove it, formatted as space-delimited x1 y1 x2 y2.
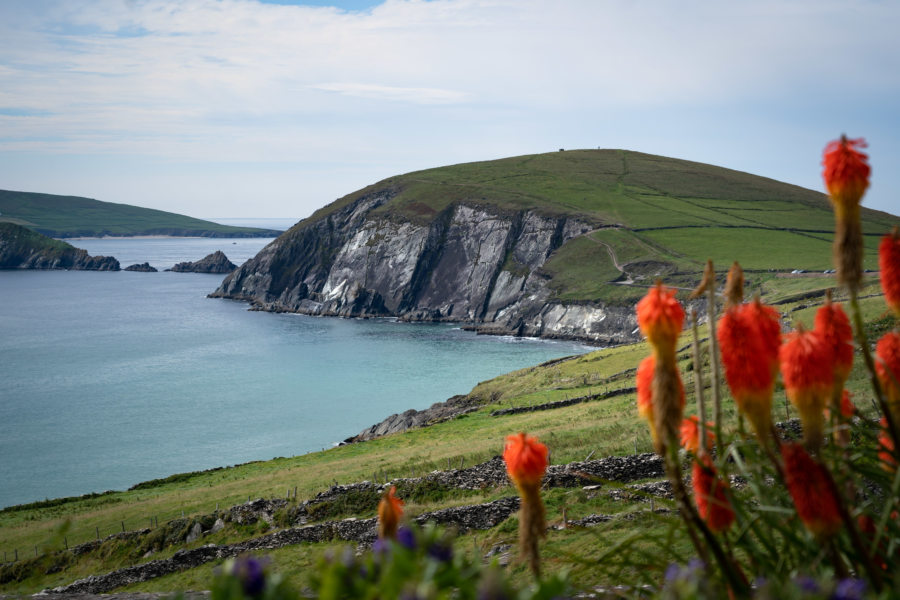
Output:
814 298 854 399
876 331 900 416
680 415 715 455
635 353 685 454
880 228 900 316
718 300 781 440
692 454 734 533
823 136 870 291
504 432 548 490
636 282 684 358
781 442 843 540
377 485 404 539
822 136 870 210
636 355 654 423
503 432 548 577
780 326 834 451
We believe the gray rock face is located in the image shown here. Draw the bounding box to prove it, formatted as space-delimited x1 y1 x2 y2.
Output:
168 250 236 274
124 262 157 272
347 395 482 442
210 193 639 344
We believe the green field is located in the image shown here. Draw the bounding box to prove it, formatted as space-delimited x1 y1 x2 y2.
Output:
0 190 283 238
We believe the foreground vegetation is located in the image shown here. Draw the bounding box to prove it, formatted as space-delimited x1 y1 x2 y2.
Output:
0 189 283 238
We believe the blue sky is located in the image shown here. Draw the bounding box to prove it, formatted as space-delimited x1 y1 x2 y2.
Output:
0 0 898 220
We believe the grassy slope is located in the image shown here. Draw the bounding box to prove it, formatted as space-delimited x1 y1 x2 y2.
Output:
0 222 78 261
1 274 895 594
289 150 895 306
0 190 282 238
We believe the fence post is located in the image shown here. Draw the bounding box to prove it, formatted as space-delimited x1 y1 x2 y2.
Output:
121 521 125 533
96 527 100 540
65 537 68 550
294 486 297 499
34 545 38 557
14 549 17 561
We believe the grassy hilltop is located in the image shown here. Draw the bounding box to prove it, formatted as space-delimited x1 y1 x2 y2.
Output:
0 189 283 238
296 149 895 305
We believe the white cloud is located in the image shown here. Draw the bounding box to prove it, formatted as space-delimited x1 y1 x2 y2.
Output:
0 0 898 216
310 82 468 103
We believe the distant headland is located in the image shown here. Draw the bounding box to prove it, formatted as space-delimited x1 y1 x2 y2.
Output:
0 189 283 238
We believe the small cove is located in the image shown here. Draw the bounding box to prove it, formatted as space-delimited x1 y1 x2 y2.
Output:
0 236 592 508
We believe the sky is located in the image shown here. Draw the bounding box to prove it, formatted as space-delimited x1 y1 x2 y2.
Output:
0 0 898 220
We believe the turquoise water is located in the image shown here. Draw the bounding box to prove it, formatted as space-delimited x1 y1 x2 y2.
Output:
0 239 591 508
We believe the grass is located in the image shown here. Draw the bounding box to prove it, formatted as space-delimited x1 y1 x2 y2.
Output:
0 190 282 238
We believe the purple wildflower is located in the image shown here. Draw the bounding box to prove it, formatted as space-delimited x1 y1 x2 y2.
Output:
832 578 866 600
231 555 267 598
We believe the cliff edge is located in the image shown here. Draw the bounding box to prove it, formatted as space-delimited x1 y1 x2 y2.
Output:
0 222 119 271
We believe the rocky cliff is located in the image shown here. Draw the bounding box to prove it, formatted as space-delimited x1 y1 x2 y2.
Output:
168 250 236 274
0 222 119 270
210 191 637 344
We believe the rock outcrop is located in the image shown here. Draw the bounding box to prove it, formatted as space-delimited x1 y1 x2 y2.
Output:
210 193 638 344
124 262 158 272
167 251 236 274
0 222 119 271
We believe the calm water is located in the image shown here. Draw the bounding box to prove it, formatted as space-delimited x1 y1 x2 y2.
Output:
0 237 590 508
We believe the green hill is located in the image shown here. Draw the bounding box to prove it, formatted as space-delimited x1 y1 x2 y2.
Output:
215 149 897 344
0 190 283 238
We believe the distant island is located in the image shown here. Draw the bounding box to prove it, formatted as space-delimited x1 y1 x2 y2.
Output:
0 189 283 238
0 222 119 270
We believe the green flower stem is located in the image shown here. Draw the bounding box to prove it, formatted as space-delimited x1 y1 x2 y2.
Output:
706 280 724 447
691 310 708 452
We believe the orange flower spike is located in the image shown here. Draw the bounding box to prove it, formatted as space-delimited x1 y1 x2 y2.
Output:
692 455 735 533
717 301 780 439
822 136 870 212
780 326 834 451
823 136 870 291
636 282 684 360
781 442 843 541
814 297 854 404
880 228 900 316
875 331 900 416
636 355 655 439
377 485 404 540
680 415 715 454
504 432 549 489
503 433 548 578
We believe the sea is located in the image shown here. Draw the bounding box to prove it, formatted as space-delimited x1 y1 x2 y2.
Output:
0 220 592 508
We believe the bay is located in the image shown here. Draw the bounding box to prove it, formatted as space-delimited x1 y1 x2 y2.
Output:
0 238 591 508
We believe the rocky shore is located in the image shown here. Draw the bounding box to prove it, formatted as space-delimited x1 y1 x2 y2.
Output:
167 251 236 274
0 223 119 271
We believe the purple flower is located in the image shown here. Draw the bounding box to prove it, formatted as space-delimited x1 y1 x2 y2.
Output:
231 555 267 597
397 526 417 550
372 537 391 555
794 576 821 593
427 542 453 563
832 578 866 600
